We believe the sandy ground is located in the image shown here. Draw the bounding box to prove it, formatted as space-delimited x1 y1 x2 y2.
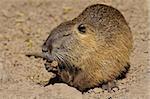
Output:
0 0 149 99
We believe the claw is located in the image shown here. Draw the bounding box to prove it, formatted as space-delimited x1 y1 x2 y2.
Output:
44 61 58 73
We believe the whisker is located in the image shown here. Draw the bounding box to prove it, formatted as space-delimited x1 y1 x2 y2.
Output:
55 53 72 69
54 54 62 64
55 53 66 65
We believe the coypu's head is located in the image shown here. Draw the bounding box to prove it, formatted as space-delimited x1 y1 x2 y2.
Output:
42 4 132 78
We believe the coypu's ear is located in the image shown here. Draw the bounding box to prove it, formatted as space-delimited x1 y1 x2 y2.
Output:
77 24 86 34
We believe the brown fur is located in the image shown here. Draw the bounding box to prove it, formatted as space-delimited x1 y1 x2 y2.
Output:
42 4 133 92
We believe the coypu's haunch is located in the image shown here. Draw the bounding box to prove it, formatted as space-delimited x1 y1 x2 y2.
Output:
42 4 133 92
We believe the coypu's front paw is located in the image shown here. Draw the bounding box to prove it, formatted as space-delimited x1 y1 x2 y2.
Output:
44 61 58 73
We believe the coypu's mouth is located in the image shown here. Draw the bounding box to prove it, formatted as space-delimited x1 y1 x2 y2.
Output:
43 52 55 63
43 51 71 68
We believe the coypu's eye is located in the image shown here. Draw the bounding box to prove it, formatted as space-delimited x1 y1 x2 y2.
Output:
78 24 86 34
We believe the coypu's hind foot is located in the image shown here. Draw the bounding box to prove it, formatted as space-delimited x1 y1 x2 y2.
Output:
102 80 119 92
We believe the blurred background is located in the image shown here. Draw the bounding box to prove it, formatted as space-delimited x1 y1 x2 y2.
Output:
0 0 149 99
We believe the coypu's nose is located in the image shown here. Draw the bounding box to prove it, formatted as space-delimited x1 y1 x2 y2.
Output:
42 45 48 53
42 42 53 53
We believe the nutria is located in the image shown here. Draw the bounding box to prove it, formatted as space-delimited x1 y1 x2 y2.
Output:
33 4 133 92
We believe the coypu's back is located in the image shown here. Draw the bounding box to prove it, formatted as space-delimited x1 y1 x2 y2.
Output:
77 4 129 28
42 4 133 92
75 4 132 41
